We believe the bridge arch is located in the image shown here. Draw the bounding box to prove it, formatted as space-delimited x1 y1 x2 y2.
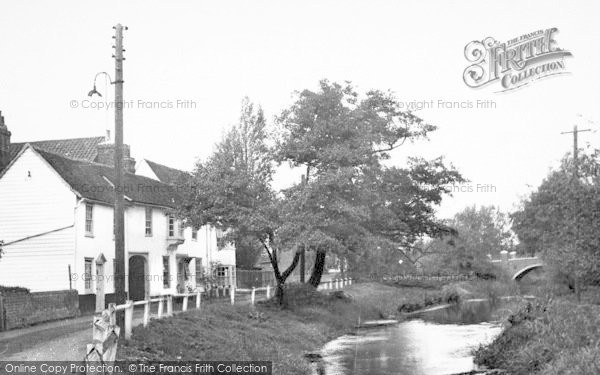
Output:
513 263 543 280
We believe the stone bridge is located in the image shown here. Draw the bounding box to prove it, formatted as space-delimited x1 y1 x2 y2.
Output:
490 250 543 280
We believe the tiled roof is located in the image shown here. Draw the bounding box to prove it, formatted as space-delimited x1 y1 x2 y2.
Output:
144 159 190 185
36 148 181 208
8 143 24 160
11 136 105 162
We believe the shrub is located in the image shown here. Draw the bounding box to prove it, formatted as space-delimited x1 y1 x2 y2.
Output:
0 285 30 294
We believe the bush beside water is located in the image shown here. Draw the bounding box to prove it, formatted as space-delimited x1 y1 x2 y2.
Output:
397 284 465 313
474 299 600 375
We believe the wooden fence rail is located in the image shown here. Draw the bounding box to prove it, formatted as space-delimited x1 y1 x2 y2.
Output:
102 278 353 339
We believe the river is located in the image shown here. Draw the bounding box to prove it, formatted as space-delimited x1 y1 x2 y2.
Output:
314 300 512 375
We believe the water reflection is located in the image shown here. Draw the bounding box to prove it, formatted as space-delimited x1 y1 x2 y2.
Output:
316 300 505 375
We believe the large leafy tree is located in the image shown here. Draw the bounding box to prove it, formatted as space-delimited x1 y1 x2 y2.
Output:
183 82 463 301
512 152 600 298
275 80 463 286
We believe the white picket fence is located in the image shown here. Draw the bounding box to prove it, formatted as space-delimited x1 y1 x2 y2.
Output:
102 278 353 339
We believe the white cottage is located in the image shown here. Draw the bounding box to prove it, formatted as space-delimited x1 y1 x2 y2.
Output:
0 113 235 312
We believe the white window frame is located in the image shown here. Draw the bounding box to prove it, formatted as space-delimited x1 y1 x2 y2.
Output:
145 207 153 237
85 203 94 236
168 214 175 237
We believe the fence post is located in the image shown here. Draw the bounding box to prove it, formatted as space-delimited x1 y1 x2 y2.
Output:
143 301 150 327
251 287 256 305
157 297 163 318
183 295 188 312
216 286 220 298
0 294 4 332
230 286 235 305
266 285 270 299
167 295 173 317
108 303 117 326
124 300 133 340
196 290 201 309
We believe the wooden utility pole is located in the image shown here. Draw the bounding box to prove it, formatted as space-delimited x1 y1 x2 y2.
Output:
561 125 591 177
561 123 591 302
113 24 127 332
299 167 311 283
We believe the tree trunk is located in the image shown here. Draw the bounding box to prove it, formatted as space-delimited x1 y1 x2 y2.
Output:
299 246 305 283
273 250 302 304
276 279 285 305
308 250 326 288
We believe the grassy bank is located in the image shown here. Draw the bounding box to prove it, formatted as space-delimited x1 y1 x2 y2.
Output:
473 269 600 375
474 298 600 375
117 282 462 374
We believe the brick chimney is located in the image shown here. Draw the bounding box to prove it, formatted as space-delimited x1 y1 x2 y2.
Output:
95 133 136 173
0 111 12 171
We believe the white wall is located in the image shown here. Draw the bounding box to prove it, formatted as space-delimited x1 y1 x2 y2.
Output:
0 148 236 296
0 148 77 292
74 202 230 297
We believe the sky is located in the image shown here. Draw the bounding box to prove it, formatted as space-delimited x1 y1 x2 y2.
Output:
1 0 599 218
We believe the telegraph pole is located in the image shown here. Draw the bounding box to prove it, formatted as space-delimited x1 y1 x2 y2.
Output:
561 125 591 177
113 24 127 332
561 123 591 302
299 167 311 283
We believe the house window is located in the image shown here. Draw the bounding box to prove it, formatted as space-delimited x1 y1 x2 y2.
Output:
168 215 175 237
216 228 226 249
85 204 94 236
84 258 93 292
145 207 153 236
191 228 198 241
178 221 184 238
195 258 203 285
216 266 227 277
163 256 170 288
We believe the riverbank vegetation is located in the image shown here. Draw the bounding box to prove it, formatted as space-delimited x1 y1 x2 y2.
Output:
473 152 600 374
474 296 600 375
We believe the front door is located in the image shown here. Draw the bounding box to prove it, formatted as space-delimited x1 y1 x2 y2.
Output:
95 263 105 312
128 256 147 301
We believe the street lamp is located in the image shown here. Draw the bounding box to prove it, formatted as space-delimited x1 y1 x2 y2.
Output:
88 72 114 98
87 24 127 334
